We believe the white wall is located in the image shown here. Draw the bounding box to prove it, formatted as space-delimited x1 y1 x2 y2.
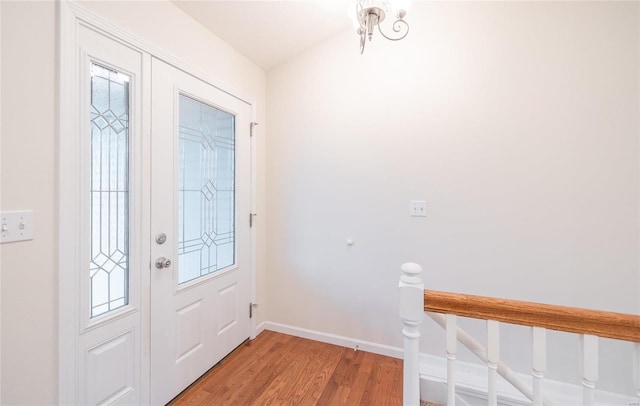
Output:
0 1 266 404
1 2 58 403
266 1 639 395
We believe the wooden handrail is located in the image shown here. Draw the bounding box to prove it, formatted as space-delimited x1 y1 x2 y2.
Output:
424 290 640 343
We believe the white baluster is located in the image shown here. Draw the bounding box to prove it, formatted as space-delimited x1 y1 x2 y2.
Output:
430 313 553 406
633 342 640 400
487 320 499 406
531 327 546 406
580 334 599 406
446 314 457 406
399 263 424 406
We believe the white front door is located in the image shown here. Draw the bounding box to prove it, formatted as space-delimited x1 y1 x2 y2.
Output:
150 58 252 404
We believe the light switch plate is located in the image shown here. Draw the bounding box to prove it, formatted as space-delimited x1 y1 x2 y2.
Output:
409 201 427 217
1 210 34 243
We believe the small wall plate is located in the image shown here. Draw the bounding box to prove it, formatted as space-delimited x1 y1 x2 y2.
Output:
1 210 34 243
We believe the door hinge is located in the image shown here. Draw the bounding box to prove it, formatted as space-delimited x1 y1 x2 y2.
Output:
250 122 258 137
250 303 258 318
249 213 257 227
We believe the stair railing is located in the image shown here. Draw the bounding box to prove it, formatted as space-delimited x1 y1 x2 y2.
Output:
399 262 640 406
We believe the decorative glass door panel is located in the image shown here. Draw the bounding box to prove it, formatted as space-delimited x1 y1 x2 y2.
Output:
178 95 235 284
89 63 130 317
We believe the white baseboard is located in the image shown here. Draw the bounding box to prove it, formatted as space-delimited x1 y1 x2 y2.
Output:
263 321 637 406
255 321 265 336
263 321 403 359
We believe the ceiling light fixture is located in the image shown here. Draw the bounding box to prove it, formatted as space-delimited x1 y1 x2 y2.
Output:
350 0 411 54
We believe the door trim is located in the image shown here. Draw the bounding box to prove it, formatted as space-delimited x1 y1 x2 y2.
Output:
0 2 3 401
57 2 258 403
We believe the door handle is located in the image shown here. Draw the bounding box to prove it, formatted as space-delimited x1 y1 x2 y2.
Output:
155 257 172 269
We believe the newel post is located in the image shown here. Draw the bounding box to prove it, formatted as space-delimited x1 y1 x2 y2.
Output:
399 262 424 406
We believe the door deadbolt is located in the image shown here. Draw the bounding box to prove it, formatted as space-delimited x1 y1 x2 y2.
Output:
155 257 172 269
155 233 167 245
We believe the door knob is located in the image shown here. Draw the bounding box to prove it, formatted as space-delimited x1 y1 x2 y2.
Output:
155 257 172 269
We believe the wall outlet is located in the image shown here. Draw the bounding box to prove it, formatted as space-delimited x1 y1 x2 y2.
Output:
409 201 427 217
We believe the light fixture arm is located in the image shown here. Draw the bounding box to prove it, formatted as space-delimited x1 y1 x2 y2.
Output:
353 1 410 54
377 15 409 42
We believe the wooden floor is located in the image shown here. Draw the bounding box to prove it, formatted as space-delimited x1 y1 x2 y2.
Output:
170 330 432 406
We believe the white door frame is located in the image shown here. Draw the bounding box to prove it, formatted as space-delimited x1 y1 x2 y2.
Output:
57 2 258 403
0 2 3 402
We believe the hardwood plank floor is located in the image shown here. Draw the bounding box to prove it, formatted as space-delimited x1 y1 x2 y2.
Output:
169 330 434 406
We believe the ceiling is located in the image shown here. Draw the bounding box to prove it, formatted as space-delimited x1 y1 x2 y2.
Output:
171 1 355 70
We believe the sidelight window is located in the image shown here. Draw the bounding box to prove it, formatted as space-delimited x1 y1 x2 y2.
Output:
89 63 130 318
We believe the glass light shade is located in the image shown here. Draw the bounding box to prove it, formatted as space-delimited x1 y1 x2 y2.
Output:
361 0 382 9
347 2 360 30
388 0 412 12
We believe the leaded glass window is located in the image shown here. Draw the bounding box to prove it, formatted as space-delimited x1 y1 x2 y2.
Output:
89 63 130 318
178 94 235 285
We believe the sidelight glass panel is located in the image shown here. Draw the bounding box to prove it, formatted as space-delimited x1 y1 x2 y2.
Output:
89 63 130 318
178 94 235 284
